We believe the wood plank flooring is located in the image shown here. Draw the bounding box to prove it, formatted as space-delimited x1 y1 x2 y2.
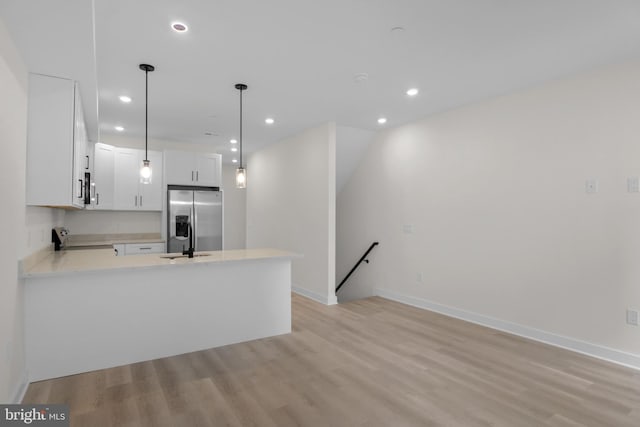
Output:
23 294 640 426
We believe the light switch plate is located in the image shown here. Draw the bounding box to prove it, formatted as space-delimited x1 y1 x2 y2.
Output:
626 309 639 326
403 224 414 234
628 177 640 193
585 179 598 194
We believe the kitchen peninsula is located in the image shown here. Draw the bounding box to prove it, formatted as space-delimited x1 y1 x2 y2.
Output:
22 248 297 381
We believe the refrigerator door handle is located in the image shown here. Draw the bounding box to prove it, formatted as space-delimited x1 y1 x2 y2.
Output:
191 204 196 252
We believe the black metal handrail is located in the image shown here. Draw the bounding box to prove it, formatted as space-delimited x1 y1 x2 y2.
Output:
336 242 379 293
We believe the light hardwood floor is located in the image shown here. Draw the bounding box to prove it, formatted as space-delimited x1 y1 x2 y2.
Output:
23 294 640 426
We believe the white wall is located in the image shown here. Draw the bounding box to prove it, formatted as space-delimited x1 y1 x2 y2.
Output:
335 126 375 302
336 126 374 195
0 18 61 403
100 133 220 153
337 60 640 364
221 163 246 249
247 122 337 304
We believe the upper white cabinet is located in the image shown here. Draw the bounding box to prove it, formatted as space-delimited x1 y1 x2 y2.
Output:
165 151 221 187
26 73 88 208
73 85 89 201
113 147 163 211
92 143 115 210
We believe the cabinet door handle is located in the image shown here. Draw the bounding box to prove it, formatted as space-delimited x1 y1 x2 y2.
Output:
134 195 138 206
78 179 83 198
139 247 152 251
140 195 143 206
196 170 199 181
192 171 194 181
85 155 89 170
96 193 100 205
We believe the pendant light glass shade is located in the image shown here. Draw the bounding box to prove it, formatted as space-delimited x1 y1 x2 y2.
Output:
139 161 152 184
235 167 246 188
139 64 155 184
140 159 152 184
235 83 248 189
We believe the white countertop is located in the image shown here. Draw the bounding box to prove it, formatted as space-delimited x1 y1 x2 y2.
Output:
22 248 301 278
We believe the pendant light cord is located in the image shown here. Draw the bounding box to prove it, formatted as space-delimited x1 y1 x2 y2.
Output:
234 83 247 171
239 87 243 168
144 68 149 162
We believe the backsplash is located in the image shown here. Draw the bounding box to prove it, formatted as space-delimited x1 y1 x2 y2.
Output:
64 210 162 235
24 206 65 257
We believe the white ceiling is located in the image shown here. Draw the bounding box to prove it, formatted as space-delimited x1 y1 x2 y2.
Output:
2 0 640 162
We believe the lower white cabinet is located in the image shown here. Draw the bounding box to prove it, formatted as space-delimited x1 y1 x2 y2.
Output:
113 242 165 256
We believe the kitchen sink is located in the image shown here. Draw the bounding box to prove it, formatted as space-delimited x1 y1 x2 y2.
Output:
160 254 212 260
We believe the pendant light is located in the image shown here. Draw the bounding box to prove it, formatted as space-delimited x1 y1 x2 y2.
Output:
235 83 248 188
139 63 155 184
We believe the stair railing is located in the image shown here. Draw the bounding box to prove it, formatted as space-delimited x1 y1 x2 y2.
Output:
336 242 379 293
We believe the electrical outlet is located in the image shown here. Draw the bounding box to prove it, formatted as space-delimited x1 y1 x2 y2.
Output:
627 177 640 193
403 224 414 234
626 309 639 326
585 179 598 194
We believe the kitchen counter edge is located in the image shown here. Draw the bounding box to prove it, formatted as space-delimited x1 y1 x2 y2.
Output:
21 248 302 279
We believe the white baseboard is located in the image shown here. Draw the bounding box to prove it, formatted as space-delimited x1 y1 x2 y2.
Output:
292 285 337 305
10 370 29 404
374 288 640 371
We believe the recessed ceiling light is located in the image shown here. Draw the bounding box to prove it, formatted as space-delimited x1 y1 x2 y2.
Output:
119 95 132 103
232 159 238 163
171 22 188 32
406 88 419 96
265 118 275 125
231 147 238 152
354 73 369 83
230 139 237 144
377 117 387 124
115 126 124 132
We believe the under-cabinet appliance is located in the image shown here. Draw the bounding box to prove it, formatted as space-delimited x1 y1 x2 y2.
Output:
51 227 69 251
167 186 222 253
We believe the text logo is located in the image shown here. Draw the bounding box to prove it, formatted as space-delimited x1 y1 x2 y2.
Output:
0 405 68 426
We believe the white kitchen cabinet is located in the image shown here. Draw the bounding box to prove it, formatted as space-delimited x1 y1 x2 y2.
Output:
164 151 221 187
114 147 163 211
113 242 165 256
84 139 93 175
138 150 163 209
73 86 88 204
26 73 88 208
92 143 115 210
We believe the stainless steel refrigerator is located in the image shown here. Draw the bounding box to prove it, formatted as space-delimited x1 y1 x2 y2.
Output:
167 186 223 253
